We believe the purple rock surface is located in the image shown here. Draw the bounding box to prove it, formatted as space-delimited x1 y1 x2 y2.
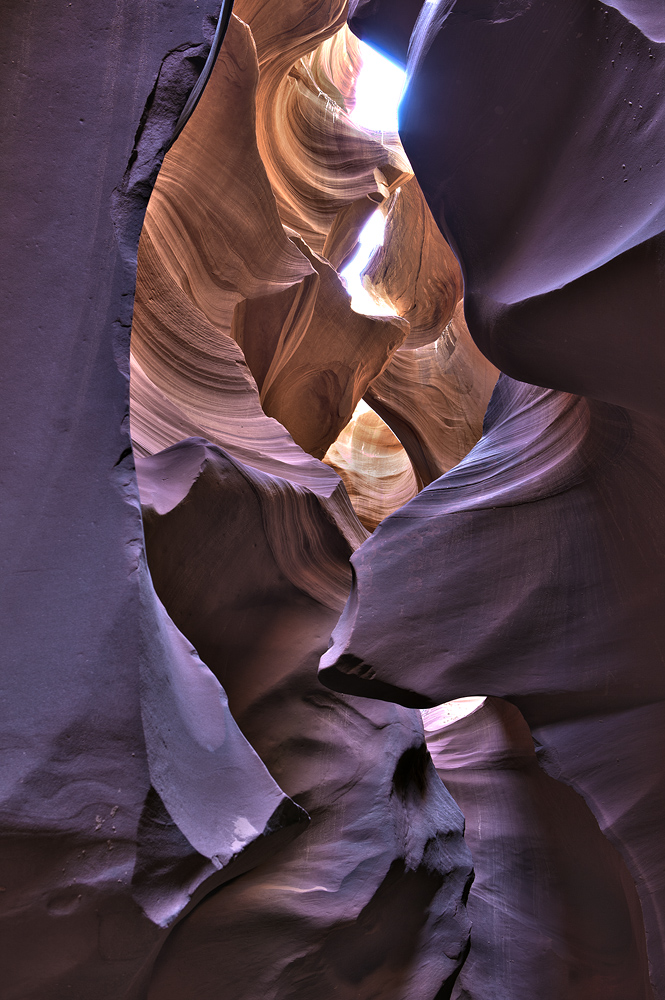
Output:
0 3 307 995
322 2 665 996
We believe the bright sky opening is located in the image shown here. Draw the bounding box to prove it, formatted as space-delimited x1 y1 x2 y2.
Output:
340 209 398 316
349 40 406 134
341 42 407 317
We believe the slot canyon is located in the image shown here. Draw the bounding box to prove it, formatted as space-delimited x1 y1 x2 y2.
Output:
1 0 664 997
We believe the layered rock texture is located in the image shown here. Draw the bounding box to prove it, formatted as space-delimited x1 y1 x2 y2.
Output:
128 4 482 996
322 1 665 997
137 441 471 999
2 0 480 997
3 0 664 997
0 3 311 997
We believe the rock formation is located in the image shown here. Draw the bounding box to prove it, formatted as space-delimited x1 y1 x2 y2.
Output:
425 698 653 1000
0 2 307 997
137 440 471 999
3 0 664 997
323 1 665 997
129 5 481 995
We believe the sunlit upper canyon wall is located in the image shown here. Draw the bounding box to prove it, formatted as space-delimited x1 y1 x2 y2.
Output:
1 1 665 999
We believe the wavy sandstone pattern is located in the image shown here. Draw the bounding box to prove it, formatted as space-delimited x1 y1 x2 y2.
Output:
129 3 490 997
324 3 665 998
6 0 662 996
138 440 472 999
131 5 486 533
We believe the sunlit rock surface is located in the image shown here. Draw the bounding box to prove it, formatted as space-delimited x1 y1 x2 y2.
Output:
366 301 498 488
363 176 463 350
131 14 410 471
324 404 419 531
131 8 484 534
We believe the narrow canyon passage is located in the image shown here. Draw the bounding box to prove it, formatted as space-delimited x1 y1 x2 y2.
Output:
2 1 664 998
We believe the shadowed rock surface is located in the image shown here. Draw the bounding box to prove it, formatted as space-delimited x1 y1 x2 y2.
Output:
425 698 653 1000
321 374 665 994
0 1 311 997
5 0 665 995
136 439 472 1000
321 3 665 995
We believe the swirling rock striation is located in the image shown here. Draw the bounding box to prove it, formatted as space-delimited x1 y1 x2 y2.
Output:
323 4 665 995
131 3 486 534
366 301 498 488
425 698 652 1000
324 404 419 531
131 13 411 472
136 439 473 1000
321 375 665 993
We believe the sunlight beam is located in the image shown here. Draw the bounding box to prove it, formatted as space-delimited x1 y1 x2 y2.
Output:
349 39 406 134
341 41 407 316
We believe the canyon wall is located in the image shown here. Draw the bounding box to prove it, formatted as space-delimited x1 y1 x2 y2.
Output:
2 0 663 997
